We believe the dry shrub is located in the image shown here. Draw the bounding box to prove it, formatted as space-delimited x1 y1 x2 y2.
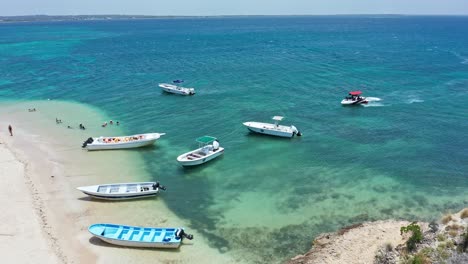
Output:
385 242 393 252
437 234 446 241
448 224 462 230
441 214 453 225
412 252 431 264
448 230 458 237
461 208 468 219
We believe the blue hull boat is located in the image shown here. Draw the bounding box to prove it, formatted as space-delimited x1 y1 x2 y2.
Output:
88 223 193 248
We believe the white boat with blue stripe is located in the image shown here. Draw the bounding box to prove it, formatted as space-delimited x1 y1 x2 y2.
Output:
88 223 193 248
77 182 166 200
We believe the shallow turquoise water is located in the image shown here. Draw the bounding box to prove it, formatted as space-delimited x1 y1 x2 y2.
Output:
1 16 468 263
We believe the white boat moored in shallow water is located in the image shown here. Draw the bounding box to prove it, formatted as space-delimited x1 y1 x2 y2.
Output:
77 182 166 200
88 223 193 248
177 136 224 166
159 80 195 95
82 133 165 150
243 116 302 138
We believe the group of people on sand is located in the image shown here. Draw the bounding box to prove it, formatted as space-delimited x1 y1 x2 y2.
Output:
102 120 120 127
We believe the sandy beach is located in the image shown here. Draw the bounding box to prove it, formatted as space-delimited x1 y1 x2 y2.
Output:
0 100 234 264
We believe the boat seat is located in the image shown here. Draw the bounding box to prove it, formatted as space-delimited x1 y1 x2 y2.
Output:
133 229 144 241
111 227 124 239
158 231 166 242
122 228 134 240
143 229 156 242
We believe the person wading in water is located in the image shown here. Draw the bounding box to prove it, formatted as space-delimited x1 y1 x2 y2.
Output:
8 125 13 136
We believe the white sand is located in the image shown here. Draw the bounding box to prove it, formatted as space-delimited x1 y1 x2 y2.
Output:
0 100 234 264
0 142 61 264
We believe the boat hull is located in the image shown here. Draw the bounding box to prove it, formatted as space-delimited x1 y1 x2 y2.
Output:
88 224 186 249
79 191 159 200
243 122 294 138
84 133 164 151
86 139 157 150
341 97 368 105
177 147 224 166
159 83 195 95
95 237 180 248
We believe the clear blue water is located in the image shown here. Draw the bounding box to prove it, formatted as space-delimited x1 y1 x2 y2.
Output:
1 16 468 263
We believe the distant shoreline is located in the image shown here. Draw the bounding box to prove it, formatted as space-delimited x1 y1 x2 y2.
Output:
1 14 468 23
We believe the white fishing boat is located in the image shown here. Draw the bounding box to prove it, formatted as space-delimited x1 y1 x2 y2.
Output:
177 136 224 166
77 182 166 200
341 91 368 105
88 223 193 248
82 133 165 150
159 80 195 95
243 116 302 138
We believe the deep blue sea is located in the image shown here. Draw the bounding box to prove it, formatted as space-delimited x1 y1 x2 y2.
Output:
1 16 468 263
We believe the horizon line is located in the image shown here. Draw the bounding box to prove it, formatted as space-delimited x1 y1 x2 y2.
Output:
2 13 468 18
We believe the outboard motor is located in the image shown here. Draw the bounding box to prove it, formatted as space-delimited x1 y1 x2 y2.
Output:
175 228 194 240
291 126 302 137
152 181 166 191
82 137 94 148
212 140 220 151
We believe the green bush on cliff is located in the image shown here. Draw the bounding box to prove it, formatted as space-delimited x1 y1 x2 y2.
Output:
401 222 423 252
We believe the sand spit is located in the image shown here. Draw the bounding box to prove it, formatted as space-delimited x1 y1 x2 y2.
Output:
0 100 234 264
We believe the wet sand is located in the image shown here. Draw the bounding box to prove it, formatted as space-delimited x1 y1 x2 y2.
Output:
0 100 234 263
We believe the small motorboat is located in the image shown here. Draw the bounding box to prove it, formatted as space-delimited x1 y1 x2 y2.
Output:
159 80 195 95
82 133 165 150
177 136 224 166
77 182 166 200
88 223 193 248
243 116 302 138
341 91 368 105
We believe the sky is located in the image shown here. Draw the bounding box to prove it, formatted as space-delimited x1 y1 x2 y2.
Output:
1 0 468 16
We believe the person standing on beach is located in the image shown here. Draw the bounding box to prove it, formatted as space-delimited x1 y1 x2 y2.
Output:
8 125 13 136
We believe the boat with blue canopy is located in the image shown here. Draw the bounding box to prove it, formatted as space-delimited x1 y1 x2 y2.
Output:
177 136 224 166
88 223 193 248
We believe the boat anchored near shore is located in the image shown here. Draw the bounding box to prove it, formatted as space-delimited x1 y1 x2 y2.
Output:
177 136 224 166
243 116 302 138
88 223 193 248
82 133 165 150
159 80 195 95
77 182 166 200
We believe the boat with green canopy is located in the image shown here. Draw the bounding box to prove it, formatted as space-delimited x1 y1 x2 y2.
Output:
176 136 224 166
